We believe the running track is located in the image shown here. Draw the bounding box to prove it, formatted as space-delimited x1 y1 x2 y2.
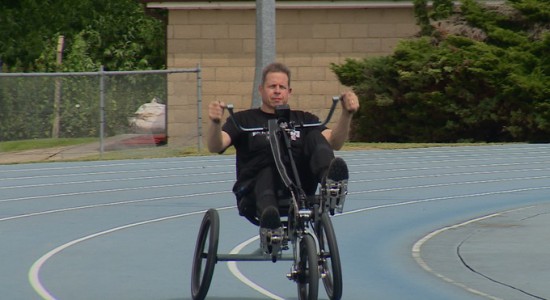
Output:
1 144 549 300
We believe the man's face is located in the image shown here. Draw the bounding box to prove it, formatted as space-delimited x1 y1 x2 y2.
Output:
259 72 292 113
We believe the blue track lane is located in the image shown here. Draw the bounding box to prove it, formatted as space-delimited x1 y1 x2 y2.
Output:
1 144 549 300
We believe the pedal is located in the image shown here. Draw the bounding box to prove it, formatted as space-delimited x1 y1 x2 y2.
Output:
319 255 329 279
287 265 299 281
260 226 284 260
324 178 348 214
298 208 312 220
323 157 349 214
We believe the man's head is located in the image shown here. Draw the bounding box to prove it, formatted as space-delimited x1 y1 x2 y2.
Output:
259 62 292 114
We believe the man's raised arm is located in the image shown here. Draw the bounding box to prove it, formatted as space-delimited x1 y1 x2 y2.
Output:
322 91 360 150
206 101 231 153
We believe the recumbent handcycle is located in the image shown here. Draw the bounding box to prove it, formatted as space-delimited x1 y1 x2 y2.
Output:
191 96 348 300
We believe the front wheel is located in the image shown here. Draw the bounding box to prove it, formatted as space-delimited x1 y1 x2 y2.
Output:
317 213 342 300
191 209 220 300
297 234 319 300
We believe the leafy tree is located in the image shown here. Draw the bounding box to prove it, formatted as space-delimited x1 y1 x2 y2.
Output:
0 0 166 141
332 0 550 142
0 0 165 72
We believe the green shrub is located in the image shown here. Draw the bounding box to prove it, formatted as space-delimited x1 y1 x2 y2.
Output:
332 0 550 142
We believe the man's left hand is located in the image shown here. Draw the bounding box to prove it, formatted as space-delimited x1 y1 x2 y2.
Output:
340 91 360 114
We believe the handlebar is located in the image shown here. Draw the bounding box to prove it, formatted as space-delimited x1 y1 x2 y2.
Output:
226 96 340 132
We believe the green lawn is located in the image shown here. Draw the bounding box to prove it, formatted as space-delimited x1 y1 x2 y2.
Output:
0 138 97 152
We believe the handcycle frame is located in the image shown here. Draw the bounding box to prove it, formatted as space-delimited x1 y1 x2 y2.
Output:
191 96 344 300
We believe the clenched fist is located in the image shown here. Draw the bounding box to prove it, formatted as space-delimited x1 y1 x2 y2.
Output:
340 91 360 114
208 101 226 124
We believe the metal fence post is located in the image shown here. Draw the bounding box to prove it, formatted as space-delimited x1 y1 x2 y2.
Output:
196 63 203 152
252 0 276 108
99 65 105 157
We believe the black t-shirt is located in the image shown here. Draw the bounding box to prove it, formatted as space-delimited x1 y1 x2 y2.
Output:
222 108 326 186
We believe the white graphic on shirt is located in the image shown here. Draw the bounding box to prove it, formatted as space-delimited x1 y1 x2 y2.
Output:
250 129 300 141
290 130 300 141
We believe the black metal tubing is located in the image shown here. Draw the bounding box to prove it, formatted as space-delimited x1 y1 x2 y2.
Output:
226 96 340 132
217 253 294 262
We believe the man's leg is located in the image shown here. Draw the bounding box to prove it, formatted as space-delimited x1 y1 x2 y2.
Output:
254 167 281 229
300 130 335 195
254 166 284 255
301 130 349 212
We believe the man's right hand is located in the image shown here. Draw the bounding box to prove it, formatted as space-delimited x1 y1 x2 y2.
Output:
207 100 231 153
208 101 226 124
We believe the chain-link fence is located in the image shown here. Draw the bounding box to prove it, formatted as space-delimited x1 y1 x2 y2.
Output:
0 67 201 160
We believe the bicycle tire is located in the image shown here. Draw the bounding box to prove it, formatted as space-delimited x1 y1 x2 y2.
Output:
297 234 319 300
191 209 220 300
317 213 343 300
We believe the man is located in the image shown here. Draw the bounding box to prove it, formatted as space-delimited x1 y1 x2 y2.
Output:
207 62 359 232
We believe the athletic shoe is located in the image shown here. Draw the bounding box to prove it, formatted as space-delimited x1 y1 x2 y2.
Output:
323 157 349 214
259 206 283 257
260 206 281 229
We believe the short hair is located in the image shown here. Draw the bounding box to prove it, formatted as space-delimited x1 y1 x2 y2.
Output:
261 62 291 87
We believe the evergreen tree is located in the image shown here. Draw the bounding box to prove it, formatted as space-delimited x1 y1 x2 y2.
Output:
332 0 550 142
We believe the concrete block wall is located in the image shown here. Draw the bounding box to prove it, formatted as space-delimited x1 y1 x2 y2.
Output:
161 3 418 147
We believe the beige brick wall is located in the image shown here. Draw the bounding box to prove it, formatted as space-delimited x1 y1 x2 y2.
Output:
164 6 418 147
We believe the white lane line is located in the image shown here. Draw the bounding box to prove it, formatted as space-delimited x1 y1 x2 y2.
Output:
226 186 550 297
341 155 550 167
343 187 550 216
18 146 550 298
411 206 534 300
20 186 550 298
0 171 233 190
344 186 550 215
226 236 285 300
348 177 550 196
0 191 230 222
348 161 550 175
18 183 550 299
4 165 549 190
351 167 550 183
3 147 548 179
0 179 233 204
0 157 236 174
28 206 236 300
2 171 548 209
338 146 550 157
0 166 233 182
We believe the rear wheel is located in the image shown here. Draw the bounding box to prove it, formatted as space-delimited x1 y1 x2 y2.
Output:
191 209 219 300
297 234 319 300
317 213 342 300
